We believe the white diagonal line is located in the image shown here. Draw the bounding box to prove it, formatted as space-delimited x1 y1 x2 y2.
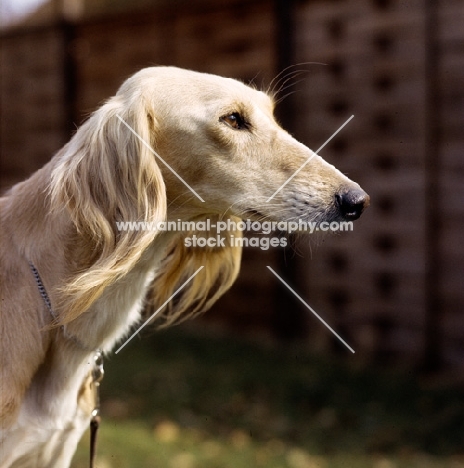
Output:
115 266 204 354
266 115 354 202
266 266 355 353
116 115 205 202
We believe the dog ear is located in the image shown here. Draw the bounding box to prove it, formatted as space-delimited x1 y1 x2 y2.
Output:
146 215 242 327
50 96 166 324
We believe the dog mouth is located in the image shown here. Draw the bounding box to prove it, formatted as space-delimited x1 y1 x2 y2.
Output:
243 207 317 224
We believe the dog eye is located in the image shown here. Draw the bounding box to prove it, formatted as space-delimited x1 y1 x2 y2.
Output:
221 112 248 130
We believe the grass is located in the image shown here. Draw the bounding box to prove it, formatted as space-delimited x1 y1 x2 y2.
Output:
72 327 464 467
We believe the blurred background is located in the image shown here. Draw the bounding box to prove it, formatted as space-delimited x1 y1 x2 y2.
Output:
1 0 463 467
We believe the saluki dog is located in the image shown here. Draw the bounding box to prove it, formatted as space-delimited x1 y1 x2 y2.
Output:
0 67 369 467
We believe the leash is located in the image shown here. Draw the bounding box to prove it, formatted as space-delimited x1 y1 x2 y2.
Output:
29 261 104 468
90 349 104 468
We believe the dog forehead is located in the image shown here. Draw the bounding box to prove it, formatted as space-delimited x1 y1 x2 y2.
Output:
134 66 273 113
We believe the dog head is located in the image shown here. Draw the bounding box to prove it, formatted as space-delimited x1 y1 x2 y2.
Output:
51 66 368 326
118 67 369 224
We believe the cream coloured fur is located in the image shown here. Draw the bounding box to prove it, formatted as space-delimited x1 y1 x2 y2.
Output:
0 66 366 467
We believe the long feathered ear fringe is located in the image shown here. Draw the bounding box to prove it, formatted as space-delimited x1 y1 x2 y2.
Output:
50 95 166 324
147 215 243 327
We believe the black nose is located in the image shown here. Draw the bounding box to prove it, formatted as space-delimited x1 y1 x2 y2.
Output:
335 187 370 220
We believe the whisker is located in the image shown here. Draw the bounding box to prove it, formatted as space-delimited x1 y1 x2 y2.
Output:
274 90 299 106
247 71 262 89
271 70 307 98
267 62 327 97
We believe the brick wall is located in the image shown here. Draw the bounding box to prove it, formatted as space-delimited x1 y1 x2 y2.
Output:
1 0 463 368
0 26 67 188
437 0 464 367
288 0 464 367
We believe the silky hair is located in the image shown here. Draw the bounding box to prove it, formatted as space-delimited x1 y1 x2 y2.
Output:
1 66 369 466
49 91 242 326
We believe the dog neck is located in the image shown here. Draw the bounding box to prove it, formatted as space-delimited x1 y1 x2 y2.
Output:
7 160 180 352
63 231 177 353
